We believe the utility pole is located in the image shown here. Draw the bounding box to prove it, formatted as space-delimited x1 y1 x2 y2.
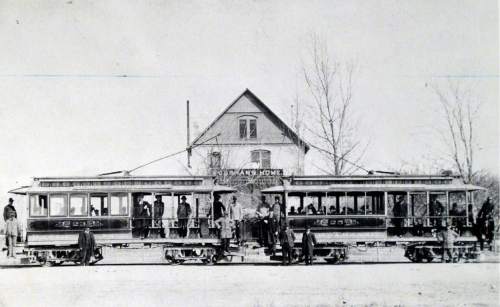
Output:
186 100 191 168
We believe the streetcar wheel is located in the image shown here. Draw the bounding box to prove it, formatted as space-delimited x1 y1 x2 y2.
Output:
164 254 175 265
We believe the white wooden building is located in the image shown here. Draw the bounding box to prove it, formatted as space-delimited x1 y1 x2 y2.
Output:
188 89 309 205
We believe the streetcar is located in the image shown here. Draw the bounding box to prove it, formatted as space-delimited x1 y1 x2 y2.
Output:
9 175 236 265
261 174 487 263
8 173 488 266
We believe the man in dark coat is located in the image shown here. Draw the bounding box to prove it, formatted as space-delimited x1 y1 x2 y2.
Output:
154 195 165 237
3 198 16 248
78 227 96 266
301 225 317 265
280 224 296 265
3 198 16 221
477 197 495 250
177 195 192 238
392 195 407 236
429 198 443 227
210 194 225 221
138 195 152 239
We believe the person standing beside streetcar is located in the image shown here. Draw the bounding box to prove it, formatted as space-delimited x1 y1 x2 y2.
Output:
229 196 243 245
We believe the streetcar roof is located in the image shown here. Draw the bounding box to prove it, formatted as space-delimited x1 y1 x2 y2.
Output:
9 175 236 195
261 183 486 193
9 184 236 194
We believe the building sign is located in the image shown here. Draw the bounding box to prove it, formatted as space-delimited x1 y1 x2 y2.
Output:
212 169 284 190
214 168 283 177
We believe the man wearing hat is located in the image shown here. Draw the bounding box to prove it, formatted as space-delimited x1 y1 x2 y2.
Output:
78 227 96 266
3 198 17 250
3 198 16 222
177 195 192 238
301 225 317 265
279 224 296 265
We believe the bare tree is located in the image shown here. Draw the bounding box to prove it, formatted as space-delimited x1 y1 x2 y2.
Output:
430 80 480 183
302 35 366 175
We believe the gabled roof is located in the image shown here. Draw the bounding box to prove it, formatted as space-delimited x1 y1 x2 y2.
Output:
190 88 310 153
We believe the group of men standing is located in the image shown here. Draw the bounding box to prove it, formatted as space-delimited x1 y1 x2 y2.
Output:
256 195 317 265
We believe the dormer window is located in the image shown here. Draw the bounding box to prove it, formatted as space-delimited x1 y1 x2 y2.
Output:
239 116 257 139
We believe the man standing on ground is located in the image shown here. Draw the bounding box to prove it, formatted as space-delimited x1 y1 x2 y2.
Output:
215 211 233 257
280 224 296 265
3 198 16 251
477 197 495 250
177 196 191 238
437 224 459 263
78 227 96 266
301 225 317 265
229 196 243 245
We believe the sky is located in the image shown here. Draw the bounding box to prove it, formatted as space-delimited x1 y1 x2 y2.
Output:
0 0 498 205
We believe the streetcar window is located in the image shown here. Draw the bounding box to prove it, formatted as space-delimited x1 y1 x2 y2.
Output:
49 194 68 216
343 194 355 215
30 194 48 217
70 194 88 216
449 192 466 216
111 193 128 216
366 192 385 215
90 194 108 216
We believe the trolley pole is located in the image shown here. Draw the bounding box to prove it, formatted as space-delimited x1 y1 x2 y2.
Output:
187 100 191 168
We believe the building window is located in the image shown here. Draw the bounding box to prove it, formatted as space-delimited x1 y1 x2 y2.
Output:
239 117 257 139
209 151 221 169
251 150 271 168
239 119 247 139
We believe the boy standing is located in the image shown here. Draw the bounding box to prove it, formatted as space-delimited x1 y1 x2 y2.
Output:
5 212 19 258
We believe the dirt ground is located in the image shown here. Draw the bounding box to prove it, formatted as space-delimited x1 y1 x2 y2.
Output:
0 262 498 307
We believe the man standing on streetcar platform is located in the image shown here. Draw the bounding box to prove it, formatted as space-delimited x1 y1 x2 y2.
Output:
256 195 271 247
154 195 165 238
210 194 226 221
78 227 96 266
177 195 192 238
229 196 243 245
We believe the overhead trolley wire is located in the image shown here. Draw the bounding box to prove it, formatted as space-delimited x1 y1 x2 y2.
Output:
98 133 221 176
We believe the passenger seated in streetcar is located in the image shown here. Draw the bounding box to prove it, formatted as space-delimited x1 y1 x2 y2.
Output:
429 198 443 227
90 205 98 216
297 204 304 215
306 203 317 215
328 206 337 215
288 206 296 216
